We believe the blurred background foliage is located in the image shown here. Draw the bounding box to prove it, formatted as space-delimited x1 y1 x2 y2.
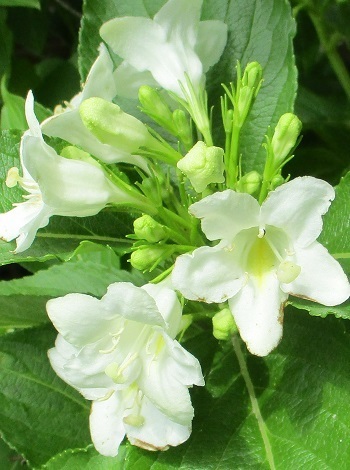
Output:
0 0 349 183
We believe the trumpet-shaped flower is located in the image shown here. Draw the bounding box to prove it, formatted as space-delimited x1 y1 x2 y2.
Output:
0 92 139 253
47 282 204 456
41 44 146 169
172 177 350 356
100 0 227 99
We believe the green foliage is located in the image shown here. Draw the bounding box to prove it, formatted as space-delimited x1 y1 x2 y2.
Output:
0 0 40 8
42 445 126 469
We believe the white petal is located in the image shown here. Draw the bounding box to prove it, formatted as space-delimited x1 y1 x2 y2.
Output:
142 284 182 338
25 90 42 138
261 177 334 248
195 20 228 73
0 200 52 253
48 335 112 395
47 293 116 347
81 43 117 102
172 245 245 303
138 335 197 425
21 134 118 214
100 17 166 74
190 190 260 242
90 392 126 457
113 61 158 99
229 273 288 356
284 242 350 305
126 395 191 451
102 283 166 327
154 0 202 48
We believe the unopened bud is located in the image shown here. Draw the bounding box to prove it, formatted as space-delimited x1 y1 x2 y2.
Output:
173 109 193 149
138 86 176 134
271 113 302 163
177 141 225 193
60 146 100 168
212 308 237 340
130 245 169 271
237 171 262 195
133 215 168 243
270 174 285 189
242 62 263 93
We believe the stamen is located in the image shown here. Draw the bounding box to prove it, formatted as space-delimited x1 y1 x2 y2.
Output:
258 227 266 238
123 414 145 427
104 352 139 384
277 261 301 284
96 389 114 402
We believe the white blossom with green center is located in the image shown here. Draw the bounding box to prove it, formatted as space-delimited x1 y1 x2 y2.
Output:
172 177 350 356
47 282 204 456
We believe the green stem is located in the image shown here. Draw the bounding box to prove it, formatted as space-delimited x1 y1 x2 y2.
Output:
309 11 350 100
227 124 241 188
231 335 276 470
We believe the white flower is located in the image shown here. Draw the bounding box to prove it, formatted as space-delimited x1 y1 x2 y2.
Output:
100 0 227 99
41 44 147 169
172 177 350 356
0 91 133 253
47 282 204 456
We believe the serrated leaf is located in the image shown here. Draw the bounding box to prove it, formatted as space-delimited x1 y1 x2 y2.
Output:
319 171 350 257
0 242 145 330
79 0 297 173
0 326 91 468
42 444 126 469
124 312 350 468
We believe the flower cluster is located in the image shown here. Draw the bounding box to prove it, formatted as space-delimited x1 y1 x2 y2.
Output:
1 0 349 458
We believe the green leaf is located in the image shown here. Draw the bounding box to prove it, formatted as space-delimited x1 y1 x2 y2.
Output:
0 242 144 330
1 77 52 131
79 0 297 173
0 130 134 265
42 445 126 469
287 297 350 320
0 9 13 80
0 437 24 469
319 171 350 257
0 0 40 9
124 312 350 468
0 325 91 468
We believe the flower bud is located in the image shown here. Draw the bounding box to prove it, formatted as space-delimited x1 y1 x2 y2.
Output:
236 171 262 195
212 308 237 340
177 141 225 193
130 245 169 271
60 146 101 168
242 62 263 93
270 174 285 189
133 215 168 243
271 113 302 164
173 109 193 149
138 86 176 134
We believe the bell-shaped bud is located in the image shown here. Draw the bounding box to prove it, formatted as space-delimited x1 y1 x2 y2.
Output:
177 141 225 193
212 308 237 340
270 174 285 190
130 245 169 271
271 113 302 164
133 215 168 243
138 86 176 134
236 171 262 195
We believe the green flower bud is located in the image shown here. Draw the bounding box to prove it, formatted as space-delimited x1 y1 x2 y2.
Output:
130 245 169 271
138 86 176 134
173 109 193 149
133 215 168 243
79 97 179 164
270 174 285 189
242 61 263 93
236 171 262 195
60 146 100 168
212 308 237 341
177 141 225 193
271 113 302 164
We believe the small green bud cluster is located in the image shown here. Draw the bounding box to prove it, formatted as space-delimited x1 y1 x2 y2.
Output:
133 215 168 243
